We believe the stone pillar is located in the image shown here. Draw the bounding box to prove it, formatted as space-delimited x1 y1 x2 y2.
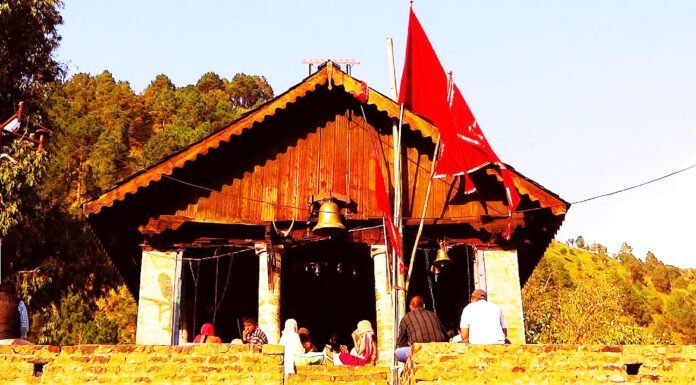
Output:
257 242 281 344
136 249 182 345
477 249 525 344
371 244 394 365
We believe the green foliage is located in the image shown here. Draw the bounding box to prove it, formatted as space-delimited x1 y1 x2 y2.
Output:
3 66 273 345
227 73 274 109
36 291 119 345
0 0 65 117
524 240 696 344
0 140 46 236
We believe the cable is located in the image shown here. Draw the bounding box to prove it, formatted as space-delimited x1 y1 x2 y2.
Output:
570 162 696 205
47 112 696 220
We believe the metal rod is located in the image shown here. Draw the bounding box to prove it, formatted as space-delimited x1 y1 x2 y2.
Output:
386 37 399 101
405 137 441 293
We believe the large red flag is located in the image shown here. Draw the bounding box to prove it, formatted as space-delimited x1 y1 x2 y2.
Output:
399 8 520 238
398 8 478 188
451 84 521 237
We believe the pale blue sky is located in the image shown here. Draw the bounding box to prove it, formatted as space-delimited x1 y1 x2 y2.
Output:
57 1 696 267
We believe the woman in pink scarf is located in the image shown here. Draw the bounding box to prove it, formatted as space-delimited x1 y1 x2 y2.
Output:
339 320 378 366
193 323 222 343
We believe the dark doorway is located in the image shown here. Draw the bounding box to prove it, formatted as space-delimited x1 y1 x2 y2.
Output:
281 240 376 349
179 247 258 343
405 245 474 334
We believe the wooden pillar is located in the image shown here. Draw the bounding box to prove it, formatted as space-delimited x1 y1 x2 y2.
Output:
256 242 281 344
476 249 526 344
136 249 182 345
371 244 394 365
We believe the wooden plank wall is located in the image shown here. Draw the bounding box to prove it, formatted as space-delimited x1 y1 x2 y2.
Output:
172 107 506 225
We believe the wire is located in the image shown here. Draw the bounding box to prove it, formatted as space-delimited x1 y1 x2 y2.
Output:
48 112 696 220
570 162 696 205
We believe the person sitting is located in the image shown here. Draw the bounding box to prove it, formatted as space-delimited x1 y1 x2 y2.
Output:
298 327 317 353
193 323 222 343
395 295 447 363
338 320 378 366
0 282 20 343
459 289 508 344
324 333 344 366
279 319 304 374
242 317 268 345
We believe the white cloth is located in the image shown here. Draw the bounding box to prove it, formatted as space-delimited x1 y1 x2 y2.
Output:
2 118 20 133
459 299 507 344
18 301 29 339
279 319 304 374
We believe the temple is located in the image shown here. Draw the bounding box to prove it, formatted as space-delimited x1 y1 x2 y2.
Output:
84 61 568 362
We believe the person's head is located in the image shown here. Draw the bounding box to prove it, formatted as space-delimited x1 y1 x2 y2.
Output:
283 318 298 333
200 323 215 336
470 289 487 302
298 327 310 343
328 333 341 353
356 320 373 335
243 317 258 333
409 295 425 311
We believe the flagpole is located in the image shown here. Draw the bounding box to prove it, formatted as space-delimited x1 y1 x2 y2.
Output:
387 36 404 379
405 136 440 293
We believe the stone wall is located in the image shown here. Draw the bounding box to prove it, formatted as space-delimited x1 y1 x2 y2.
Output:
402 343 696 384
3 343 694 384
0 344 283 385
136 249 181 345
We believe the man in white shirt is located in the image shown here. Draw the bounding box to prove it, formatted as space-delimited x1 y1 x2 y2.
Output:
459 289 507 344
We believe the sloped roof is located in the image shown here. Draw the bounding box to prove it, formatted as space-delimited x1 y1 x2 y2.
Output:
83 62 439 216
84 61 568 218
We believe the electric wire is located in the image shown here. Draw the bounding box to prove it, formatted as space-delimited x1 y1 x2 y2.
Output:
42 114 696 220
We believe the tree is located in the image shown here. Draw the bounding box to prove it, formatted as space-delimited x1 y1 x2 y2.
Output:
0 140 46 236
196 72 223 94
575 236 586 249
227 73 274 109
0 0 65 118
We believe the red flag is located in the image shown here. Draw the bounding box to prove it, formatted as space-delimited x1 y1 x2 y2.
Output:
451 84 520 211
398 9 478 182
369 132 404 263
399 8 521 239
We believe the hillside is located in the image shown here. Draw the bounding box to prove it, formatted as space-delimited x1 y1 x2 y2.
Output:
523 239 696 344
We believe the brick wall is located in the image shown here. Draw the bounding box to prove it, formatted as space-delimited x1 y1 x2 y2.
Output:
0 344 283 385
402 343 696 384
2 343 693 384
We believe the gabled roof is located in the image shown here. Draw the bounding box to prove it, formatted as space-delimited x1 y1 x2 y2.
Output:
83 62 439 216
84 61 568 219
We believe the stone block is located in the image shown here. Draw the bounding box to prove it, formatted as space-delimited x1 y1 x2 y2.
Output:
262 344 284 355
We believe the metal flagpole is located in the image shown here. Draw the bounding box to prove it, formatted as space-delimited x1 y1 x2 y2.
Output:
387 36 403 384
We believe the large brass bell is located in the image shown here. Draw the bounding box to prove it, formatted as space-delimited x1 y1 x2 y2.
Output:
433 245 452 269
312 200 346 236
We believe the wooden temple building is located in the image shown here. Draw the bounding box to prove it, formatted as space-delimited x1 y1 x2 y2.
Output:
84 61 568 362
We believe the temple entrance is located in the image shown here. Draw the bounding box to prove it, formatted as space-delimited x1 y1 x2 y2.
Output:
179 247 259 343
405 245 475 334
281 240 376 349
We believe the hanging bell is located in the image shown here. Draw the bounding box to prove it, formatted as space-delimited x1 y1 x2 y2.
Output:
312 200 346 236
433 245 451 269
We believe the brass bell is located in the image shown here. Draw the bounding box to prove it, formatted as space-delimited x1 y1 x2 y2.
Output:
433 245 451 269
312 200 346 236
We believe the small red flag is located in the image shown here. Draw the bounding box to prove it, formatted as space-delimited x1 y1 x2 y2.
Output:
370 132 404 263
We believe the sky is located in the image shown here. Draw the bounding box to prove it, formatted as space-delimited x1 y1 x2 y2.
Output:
56 1 696 267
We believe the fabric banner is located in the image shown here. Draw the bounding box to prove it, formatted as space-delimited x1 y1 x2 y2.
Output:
399 8 520 239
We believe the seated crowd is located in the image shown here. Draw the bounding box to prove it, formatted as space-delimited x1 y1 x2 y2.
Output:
192 289 507 374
